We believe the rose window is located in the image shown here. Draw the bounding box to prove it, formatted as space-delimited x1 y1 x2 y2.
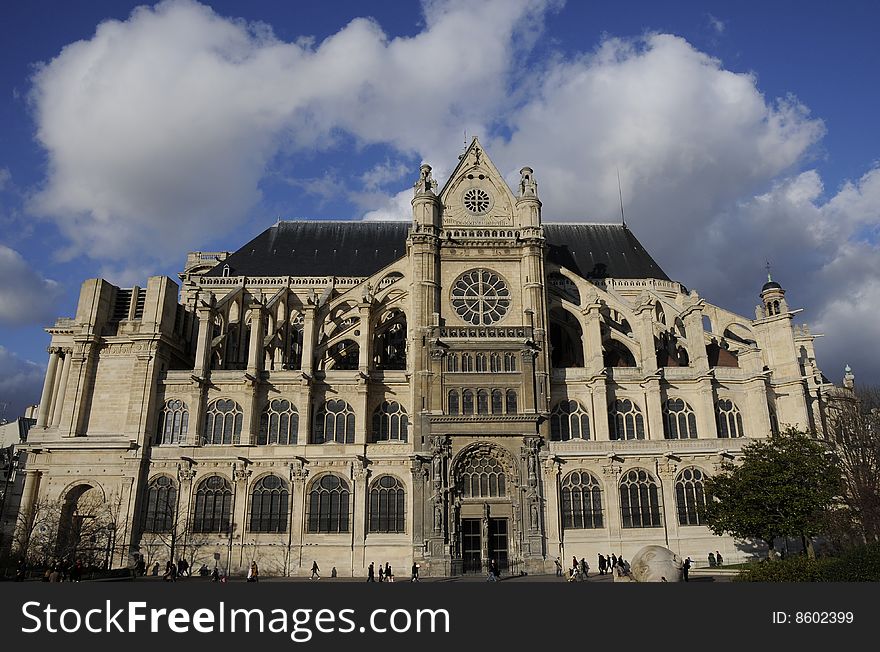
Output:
463 188 491 214
451 269 510 325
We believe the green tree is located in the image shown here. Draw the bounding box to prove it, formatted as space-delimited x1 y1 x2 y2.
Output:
702 428 840 559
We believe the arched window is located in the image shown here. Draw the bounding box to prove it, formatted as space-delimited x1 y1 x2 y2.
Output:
504 352 517 372
477 389 489 415
448 390 460 415
461 353 474 372
258 399 298 445
203 399 243 445
374 310 406 370
490 353 501 373
158 399 188 445
368 476 406 533
143 476 177 533
675 467 707 526
307 475 350 533
619 469 661 528
446 353 459 373
549 308 584 368
462 389 475 415
372 401 409 442
603 339 637 368
193 476 233 533
663 398 698 439
460 455 507 498
313 399 356 444
491 389 504 415
506 390 518 414
550 400 591 441
609 398 645 440
327 339 359 370
561 471 603 529
716 398 745 438
476 353 488 372
249 475 289 533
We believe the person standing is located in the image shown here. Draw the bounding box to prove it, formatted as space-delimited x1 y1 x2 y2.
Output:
487 559 498 582
708 552 716 568
331 566 337 578
310 561 320 580
379 565 385 582
385 562 393 582
247 561 259 582
598 554 606 575
580 558 589 580
715 551 724 567
411 562 420 582
682 557 691 582
611 553 618 570
554 557 563 577
367 562 375 582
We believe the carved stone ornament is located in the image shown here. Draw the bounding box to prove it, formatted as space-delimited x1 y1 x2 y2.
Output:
177 464 197 483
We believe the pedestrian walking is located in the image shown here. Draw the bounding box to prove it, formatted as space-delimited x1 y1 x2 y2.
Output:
598 554 606 575
487 559 499 582
367 562 375 582
715 551 724 567
708 552 716 568
611 553 618 569
247 561 259 582
682 557 691 582
151 562 160 577
310 561 320 580
331 566 337 578
411 562 420 582
580 558 589 580
379 565 385 582
385 563 393 582
554 557 563 577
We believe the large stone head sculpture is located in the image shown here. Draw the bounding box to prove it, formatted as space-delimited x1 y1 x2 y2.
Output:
630 545 684 582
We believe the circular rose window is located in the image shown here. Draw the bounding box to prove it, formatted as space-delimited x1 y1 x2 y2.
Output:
451 269 510 325
462 188 491 215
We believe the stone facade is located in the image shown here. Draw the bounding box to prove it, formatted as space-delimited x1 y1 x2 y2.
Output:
15 139 837 576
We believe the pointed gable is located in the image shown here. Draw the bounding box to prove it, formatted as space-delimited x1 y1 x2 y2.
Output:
439 138 518 228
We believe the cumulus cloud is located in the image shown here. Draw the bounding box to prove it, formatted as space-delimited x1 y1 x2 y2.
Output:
0 346 44 421
0 245 64 326
29 0 550 265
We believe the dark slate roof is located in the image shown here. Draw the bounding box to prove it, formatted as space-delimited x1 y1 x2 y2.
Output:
543 223 669 281
208 220 669 281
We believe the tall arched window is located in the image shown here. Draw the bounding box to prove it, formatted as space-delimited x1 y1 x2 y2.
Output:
506 390 518 414
368 475 406 533
561 471 603 529
476 353 488 372
372 401 408 442
193 476 233 533
461 353 474 372
675 467 707 526
446 353 459 373
462 389 475 415
158 399 188 445
550 400 591 441
503 352 516 372
327 340 359 370
491 389 504 415
609 399 645 440
448 390 460 415
716 398 745 438
313 399 356 444
203 399 243 445
249 475 289 533
619 469 661 528
460 455 507 498
143 476 177 533
258 399 298 445
374 310 406 370
663 398 698 439
477 389 489 414
307 475 350 533
490 353 501 373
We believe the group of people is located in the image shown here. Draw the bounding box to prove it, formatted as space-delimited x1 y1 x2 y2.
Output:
486 558 501 581
707 551 724 567
34 560 84 582
554 556 592 581
365 561 397 582
597 554 630 577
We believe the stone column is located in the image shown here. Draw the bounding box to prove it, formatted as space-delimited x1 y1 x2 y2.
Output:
351 464 368 576
590 379 611 441
36 348 61 427
656 459 680 551
301 305 317 377
357 303 371 373
601 463 623 543
541 458 562 560
581 297 604 373
176 465 197 563
520 348 537 413
193 302 214 379
681 301 709 373
289 463 308 575
642 378 664 440
12 469 41 554
246 303 264 377
232 465 252 572
51 349 73 427
695 380 717 439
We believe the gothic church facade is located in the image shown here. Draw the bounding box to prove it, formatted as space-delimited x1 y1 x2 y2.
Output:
16 140 835 575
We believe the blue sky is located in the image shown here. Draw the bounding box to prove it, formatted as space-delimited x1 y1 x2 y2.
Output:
1 0 879 419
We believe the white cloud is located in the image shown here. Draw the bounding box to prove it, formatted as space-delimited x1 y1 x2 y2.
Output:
29 0 551 266
0 245 64 326
0 167 10 191
707 14 726 35
0 345 44 421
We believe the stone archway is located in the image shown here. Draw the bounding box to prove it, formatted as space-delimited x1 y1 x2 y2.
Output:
57 484 111 567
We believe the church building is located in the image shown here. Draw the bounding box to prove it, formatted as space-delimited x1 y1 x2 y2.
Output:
14 139 835 575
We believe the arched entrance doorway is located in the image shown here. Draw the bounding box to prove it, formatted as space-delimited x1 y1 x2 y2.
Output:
451 444 520 575
57 484 111 567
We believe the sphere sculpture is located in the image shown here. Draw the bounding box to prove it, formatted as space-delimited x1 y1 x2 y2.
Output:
629 545 684 582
